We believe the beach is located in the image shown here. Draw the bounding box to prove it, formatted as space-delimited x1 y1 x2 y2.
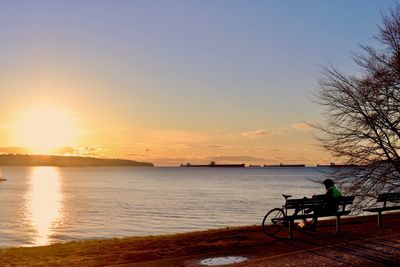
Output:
0 213 399 266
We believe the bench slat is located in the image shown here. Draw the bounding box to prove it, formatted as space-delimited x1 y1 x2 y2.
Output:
285 214 318 220
285 199 324 209
364 205 400 213
377 193 400 202
338 196 355 204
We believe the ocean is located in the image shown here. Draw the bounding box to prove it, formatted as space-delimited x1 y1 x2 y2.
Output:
0 166 330 248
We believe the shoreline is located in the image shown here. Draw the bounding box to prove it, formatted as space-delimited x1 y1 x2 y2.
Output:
0 213 399 266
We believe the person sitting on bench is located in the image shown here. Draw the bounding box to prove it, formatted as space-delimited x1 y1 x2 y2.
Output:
312 178 343 215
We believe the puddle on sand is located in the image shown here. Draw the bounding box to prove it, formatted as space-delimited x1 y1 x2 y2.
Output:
199 256 248 266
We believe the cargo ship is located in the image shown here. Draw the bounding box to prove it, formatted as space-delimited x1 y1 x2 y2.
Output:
316 163 358 168
180 161 245 168
263 163 305 167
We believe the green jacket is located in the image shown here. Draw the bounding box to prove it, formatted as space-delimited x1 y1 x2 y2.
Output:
328 185 342 198
325 185 342 212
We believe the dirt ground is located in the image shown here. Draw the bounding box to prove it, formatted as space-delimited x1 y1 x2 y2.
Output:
0 213 399 266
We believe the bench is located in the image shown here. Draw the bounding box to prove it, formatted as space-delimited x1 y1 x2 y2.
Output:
363 193 400 227
285 196 355 239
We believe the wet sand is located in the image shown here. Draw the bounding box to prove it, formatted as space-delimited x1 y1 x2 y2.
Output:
0 213 399 266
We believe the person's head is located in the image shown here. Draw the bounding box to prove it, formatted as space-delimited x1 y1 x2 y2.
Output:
322 179 334 190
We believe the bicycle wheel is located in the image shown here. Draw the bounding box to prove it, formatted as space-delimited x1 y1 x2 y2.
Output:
262 208 285 236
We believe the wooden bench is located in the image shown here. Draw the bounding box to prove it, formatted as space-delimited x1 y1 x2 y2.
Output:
285 196 355 239
363 193 400 227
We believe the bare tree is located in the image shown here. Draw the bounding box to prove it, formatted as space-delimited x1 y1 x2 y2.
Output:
315 5 400 208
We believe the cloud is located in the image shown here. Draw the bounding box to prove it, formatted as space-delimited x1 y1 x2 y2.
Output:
292 122 313 132
0 145 107 158
0 145 105 156
0 146 31 154
241 129 273 138
53 146 105 157
241 128 287 138
77 146 104 156
52 146 78 155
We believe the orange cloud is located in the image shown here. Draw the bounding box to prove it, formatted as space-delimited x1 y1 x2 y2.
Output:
292 122 313 132
241 129 286 138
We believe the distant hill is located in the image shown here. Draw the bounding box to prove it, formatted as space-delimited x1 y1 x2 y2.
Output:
0 154 153 167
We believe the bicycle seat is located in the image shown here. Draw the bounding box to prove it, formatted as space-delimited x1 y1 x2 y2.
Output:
282 194 292 199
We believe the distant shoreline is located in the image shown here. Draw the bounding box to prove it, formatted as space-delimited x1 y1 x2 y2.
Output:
0 154 153 167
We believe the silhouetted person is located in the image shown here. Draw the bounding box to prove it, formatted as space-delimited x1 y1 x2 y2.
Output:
313 178 342 214
301 179 343 228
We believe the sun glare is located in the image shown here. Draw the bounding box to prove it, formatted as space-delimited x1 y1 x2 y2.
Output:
27 167 63 246
15 106 75 154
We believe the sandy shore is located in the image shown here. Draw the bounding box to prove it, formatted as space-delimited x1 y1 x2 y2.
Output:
0 213 399 266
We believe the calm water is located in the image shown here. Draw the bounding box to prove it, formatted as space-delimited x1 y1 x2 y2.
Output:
0 166 330 248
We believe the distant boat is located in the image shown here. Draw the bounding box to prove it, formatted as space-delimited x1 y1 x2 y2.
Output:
316 163 358 168
181 161 245 168
263 163 306 168
0 169 5 181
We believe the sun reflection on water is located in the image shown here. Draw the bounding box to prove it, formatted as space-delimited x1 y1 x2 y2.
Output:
27 167 63 246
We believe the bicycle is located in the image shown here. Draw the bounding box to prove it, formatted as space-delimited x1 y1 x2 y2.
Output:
261 194 317 236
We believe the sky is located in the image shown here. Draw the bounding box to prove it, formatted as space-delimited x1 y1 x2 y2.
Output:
0 0 397 166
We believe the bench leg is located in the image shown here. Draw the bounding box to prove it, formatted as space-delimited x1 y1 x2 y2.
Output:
336 215 340 232
289 220 294 239
378 212 382 228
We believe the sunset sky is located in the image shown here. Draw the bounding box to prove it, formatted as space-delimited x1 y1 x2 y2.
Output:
0 0 395 166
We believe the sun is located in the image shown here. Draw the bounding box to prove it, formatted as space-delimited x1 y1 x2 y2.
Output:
15 105 75 154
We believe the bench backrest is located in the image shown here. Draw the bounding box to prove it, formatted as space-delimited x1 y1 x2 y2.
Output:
376 193 400 207
285 198 324 210
285 196 354 213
